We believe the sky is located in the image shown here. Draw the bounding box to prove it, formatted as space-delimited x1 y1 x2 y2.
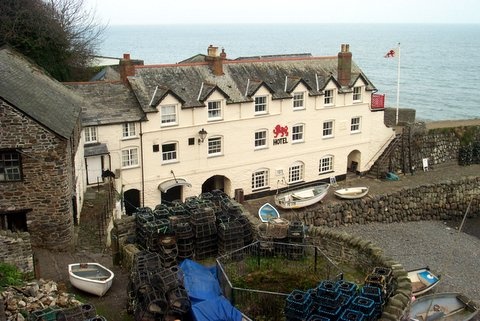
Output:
84 0 480 25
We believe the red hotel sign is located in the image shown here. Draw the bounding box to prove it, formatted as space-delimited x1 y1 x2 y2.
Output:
273 124 288 145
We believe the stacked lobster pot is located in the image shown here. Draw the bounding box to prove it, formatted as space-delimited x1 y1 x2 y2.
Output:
157 235 179 268
128 251 191 321
135 208 173 252
172 221 194 260
286 221 305 260
190 206 218 260
217 217 244 256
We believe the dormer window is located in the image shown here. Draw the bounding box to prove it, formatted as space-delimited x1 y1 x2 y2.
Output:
324 89 334 106
254 96 267 114
293 92 305 110
208 101 222 121
353 86 362 102
161 105 177 126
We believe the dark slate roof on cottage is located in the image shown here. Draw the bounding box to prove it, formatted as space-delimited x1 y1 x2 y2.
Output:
0 47 82 139
129 53 376 111
65 81 145 126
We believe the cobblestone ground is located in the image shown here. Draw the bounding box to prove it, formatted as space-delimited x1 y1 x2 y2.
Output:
34 163 480 321
34 185 133 321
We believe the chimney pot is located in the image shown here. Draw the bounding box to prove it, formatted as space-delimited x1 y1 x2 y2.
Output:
123 53 131 60
338 44 352 87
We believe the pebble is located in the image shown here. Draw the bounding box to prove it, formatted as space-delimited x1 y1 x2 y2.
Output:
332 220 480 303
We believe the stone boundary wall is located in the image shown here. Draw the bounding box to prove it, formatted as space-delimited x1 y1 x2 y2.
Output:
281 177 480 227
389 124 480 174
0 231 34 274
307 227 411 321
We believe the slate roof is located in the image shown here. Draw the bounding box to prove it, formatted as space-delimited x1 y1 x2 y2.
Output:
0 46 82 139
129 53 376 111
65 81 145 126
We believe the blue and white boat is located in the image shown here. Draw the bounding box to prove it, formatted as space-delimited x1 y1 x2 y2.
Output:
407 267 440 297
258 203 280 223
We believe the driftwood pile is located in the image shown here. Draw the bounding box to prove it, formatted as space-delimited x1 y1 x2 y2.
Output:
1 279 83 321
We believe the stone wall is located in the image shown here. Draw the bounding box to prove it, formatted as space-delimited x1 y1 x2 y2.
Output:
281 177 480 227
0 100 76 249
388 123 480 174
307 227 411 321
0 231 34 274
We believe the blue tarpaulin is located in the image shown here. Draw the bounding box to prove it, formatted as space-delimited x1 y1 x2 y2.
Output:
179 259 243 321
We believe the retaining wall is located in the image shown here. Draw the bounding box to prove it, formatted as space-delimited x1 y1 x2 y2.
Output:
0 231 34 274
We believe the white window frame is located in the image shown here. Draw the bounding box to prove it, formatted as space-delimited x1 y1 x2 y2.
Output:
161 105 177 126
162 142 178 163
251 169 269 190
84 126 97 143
322 120 334 138
207 136 223 156
293 92 305 110
353 86 362 102
351 117 361 133
122 122 136 138
324 89 334 106
319 155 334 174
0 151 21 181
288 162 304 184
254 130 267 149
292 124 304 143
121 148 139 168
254 96 267 114
208 101 222 121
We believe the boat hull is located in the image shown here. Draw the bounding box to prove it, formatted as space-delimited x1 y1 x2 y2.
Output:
258 203 280 223
68 263 114 297
407 267 440 297
334 187 369 199
409 292 479 321
274 183 330 209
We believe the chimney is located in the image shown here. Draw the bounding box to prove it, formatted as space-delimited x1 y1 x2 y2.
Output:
120 53 135 83
337 44 352 87
206 45 226 76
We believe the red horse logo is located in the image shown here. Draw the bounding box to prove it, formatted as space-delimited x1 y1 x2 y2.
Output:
273 125 288 138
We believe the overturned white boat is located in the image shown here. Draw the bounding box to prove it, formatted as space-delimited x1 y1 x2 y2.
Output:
68 263 114 297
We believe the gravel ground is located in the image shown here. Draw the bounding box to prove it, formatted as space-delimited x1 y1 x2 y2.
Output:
332 219 480 303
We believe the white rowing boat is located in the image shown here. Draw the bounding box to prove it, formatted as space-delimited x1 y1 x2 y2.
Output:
68 263 114 296
274 183 330 209
334 186 369 199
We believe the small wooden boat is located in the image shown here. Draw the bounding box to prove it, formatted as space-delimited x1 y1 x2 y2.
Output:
409 292 479 321
274 183 330 209
68 263 114 296
258 203 280 223
407 267 440 296
334 186 369 199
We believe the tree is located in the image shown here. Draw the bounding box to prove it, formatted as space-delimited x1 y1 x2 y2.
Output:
0 0 105 81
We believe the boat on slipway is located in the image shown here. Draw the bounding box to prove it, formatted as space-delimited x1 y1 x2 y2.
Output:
407 267 440 297
409 292 479 321
274 183 330 209
68 263 114 297
334 186 369 199
258 203 280 223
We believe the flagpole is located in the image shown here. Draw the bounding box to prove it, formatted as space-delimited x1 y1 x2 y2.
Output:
395 42 401 125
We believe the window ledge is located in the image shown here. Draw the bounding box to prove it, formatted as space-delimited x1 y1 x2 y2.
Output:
121 136 138 141
162 160 179 165
252 186 270 192
207 154 224 158
121 165 140 170
319 170 334 175
292 140 304 145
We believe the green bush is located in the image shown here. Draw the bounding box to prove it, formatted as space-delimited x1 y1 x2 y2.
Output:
0 262 24 290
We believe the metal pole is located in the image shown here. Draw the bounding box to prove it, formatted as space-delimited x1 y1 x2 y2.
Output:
396 43 401 125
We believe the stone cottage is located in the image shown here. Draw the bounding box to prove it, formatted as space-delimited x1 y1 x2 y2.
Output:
0 46 85 250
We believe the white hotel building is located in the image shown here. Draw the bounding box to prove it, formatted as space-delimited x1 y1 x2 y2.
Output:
70 44 394 213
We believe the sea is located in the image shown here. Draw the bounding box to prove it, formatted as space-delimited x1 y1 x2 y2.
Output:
98 24 480 121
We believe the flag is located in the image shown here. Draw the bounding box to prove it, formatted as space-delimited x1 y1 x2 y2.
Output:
384 49 396 58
